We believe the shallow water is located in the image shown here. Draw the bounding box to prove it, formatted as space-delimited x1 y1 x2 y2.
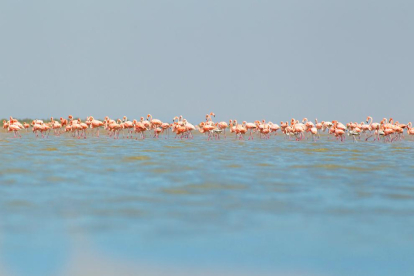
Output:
1 133 414 275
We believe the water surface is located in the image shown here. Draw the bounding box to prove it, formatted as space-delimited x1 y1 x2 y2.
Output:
1 133 414 275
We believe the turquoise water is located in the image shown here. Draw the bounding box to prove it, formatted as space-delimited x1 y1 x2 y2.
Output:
1 133 414 275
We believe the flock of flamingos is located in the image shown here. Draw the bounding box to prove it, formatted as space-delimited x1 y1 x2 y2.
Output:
2 113 414 142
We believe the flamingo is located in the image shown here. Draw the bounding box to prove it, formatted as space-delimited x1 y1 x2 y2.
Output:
244 121 256 140
348 130 360 142
268 122 280 136
407 122 414 136
23 122 30 132
133 119 147 140
8 124 22 138
160 122 171 138
147 114 162 128
217 121 228 138
2 114 413 144
122 116 134 139
88 116 104 137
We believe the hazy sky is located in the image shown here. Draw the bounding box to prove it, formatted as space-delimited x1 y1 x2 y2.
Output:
1 0 413 123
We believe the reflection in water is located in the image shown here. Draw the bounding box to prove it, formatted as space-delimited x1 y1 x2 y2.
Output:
1 133 414 276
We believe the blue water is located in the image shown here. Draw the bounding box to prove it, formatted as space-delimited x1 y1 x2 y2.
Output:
1 133 414 275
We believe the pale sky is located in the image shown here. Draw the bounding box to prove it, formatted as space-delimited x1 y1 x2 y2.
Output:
1 0 413 123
